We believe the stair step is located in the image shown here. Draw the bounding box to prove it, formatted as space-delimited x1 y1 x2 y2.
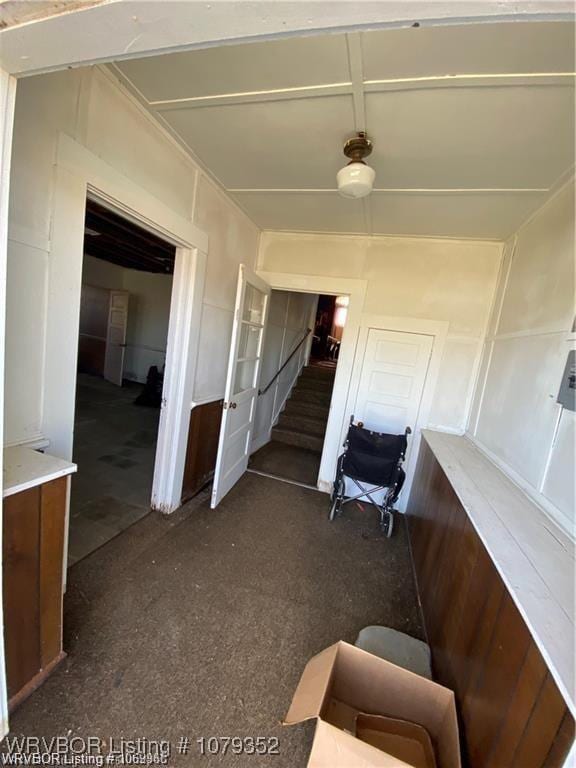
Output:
271 427 324 452
290 388 332 407
300 366 336 383
283 399 330 420
295 378 334 394
277 412 327 437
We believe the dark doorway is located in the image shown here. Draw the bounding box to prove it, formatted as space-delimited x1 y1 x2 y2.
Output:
69 200 176 565
250 293 348 488
311 293 348 364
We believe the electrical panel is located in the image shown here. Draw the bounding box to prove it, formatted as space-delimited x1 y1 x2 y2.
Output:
557 349 576 411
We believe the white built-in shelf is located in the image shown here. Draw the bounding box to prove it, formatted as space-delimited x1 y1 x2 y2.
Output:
3 446 76 499
422 429 575 716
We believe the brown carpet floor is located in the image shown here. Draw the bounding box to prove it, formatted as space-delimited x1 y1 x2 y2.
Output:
249 442 321 487
7 473 423 767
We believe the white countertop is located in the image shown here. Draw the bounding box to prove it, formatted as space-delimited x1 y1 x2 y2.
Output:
3 446 76 498
422 429 575 716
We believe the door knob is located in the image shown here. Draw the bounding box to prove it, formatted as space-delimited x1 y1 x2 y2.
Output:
230 402 237 409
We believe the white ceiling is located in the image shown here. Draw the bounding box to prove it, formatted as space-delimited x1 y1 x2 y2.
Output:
112 21 575 240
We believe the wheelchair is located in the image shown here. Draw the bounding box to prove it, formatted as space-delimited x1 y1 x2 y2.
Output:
329 417 411 538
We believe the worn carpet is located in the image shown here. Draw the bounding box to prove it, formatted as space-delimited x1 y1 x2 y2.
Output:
248 442 321 487
8 473 423 767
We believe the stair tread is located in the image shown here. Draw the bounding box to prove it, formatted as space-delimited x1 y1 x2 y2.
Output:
284 408 329 422
272 427 324 447
281 409 326 424
291 389 332 400
285 406 329 416
300 373 336 382
295 380 333 390
273 425 325 439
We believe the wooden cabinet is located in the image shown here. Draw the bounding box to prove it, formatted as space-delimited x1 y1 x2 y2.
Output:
2 447 75 711
407 438 574 768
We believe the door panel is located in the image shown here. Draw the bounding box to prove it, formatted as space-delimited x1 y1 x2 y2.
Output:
211 265 270 507
354 328 434 463
103 290 129 386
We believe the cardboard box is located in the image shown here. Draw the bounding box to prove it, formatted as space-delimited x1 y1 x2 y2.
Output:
284 641 461 768
356 715 437 768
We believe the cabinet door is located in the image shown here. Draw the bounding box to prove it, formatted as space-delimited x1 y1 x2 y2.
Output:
3 477 67 703
3 487 41 697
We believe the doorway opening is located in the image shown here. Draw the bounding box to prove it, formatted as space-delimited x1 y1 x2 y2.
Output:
249 292 349 489
311 293 348 365
69 199 176 565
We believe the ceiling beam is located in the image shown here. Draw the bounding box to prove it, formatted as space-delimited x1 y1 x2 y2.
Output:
363 72 575 93
126 72 576 113
84 199 176 274
226 188 550 194
344 33 371 234
150 83 353 112
345 32 366 133
85 246 173 273
2 1 574 77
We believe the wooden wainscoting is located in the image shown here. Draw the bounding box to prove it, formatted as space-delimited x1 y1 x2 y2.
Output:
407 439 574 768
77 334 106 376
3 476 68 709
181 400 223 502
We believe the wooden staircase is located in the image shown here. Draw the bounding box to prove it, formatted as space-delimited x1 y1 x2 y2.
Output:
271 363 336 453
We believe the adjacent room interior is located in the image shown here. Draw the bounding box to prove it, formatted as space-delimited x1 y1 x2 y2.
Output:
69 199 175 564
0 8 574 768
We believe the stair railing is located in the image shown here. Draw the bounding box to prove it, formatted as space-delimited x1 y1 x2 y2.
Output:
258 328 312 396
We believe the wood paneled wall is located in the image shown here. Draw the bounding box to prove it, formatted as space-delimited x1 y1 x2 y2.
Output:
77 335 106 376
407 439 574 768
181 400 223 502
3 477 67 708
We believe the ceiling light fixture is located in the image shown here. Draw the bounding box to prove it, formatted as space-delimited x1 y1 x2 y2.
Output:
337 132 375 199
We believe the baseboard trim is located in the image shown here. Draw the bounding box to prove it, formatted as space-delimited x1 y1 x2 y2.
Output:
246 468 320 492
9 651 66 713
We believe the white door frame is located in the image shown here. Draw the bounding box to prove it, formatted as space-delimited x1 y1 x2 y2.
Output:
257 270 368 494
345 314 449 511
46 133 208 515
0 66 17 740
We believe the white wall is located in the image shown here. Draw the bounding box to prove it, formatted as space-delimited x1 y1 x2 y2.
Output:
469 181 575 532
5 65 259 448
192 174 260 403
82 253 123 291
252 290 316 451
258 232 502 435
82 254 173 383
122 269 173 383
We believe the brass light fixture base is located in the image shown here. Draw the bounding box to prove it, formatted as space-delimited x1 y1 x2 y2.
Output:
343 131 373 163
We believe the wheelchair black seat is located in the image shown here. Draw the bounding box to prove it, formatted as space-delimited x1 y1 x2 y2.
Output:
343 425 407 487
330 418 411 538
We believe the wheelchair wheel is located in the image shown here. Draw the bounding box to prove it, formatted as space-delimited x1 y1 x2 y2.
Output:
381 510 394 538
329 476 344 521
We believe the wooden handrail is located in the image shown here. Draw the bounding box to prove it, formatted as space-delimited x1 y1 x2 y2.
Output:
258 328 312 396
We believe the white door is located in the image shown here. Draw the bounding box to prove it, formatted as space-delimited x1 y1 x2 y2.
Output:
103 289 129 386
211 265 271 507
354 329 434 463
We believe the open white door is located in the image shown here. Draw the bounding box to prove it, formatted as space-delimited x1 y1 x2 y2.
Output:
211 265 270 508
104 289 129 386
